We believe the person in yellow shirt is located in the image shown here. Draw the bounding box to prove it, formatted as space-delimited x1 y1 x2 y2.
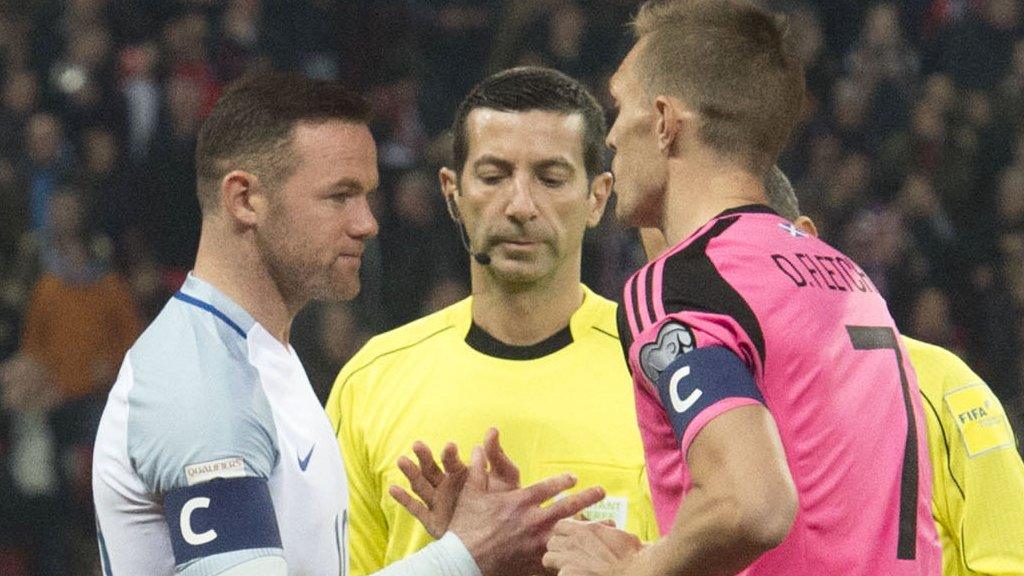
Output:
738 167 1024 576
325 67 658 576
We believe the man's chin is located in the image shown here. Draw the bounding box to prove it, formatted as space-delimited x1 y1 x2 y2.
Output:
316 279 360 303
614 200 645 227
615 197 660 228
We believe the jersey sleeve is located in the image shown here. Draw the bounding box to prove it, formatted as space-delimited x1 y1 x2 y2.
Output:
938 358 1024 573
619 232 769 458
125 335 283 573
628 311 764 456
327 357 390 576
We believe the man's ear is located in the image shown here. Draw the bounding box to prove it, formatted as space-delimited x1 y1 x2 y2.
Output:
654 96 698 156
586 171 614 228
221 170 261 228
794 215 819 238
439 167 461 222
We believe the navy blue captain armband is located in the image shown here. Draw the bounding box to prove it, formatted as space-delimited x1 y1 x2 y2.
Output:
164 476 282 566
655 346 764 443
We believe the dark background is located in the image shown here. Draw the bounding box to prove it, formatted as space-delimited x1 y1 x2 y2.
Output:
0 0 1022 573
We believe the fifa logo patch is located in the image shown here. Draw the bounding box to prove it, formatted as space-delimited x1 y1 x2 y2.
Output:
944 383 1015 458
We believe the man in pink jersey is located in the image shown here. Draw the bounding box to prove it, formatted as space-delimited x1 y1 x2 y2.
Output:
543 1 941 575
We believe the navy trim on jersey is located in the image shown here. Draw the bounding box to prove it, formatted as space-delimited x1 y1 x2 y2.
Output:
616 301 634 375
715 204 778 218
655 346 763 444
336 511 345 576
173 292 247 339
164 477 281 566
660 216 767 366
96 517 114 576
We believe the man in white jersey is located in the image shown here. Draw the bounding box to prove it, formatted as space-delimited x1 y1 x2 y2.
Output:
92 72 601 576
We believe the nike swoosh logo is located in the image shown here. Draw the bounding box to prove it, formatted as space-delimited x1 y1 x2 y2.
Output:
298 444 315 472
669 366 702 413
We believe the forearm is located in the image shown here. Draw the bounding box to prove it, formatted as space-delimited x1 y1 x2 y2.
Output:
626 484 784 576
372 532 481 576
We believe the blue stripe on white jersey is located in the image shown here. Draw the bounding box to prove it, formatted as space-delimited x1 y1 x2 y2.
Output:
93 274 348 576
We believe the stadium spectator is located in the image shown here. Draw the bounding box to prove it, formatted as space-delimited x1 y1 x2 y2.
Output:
0 0 1020 572
22 113 71 234
19 189 141 443
117 42 162 164
0 69 40 163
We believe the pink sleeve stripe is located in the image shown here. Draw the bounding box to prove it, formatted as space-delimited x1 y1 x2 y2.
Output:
652 256 667 319
679 397 764 457
636 262 653 329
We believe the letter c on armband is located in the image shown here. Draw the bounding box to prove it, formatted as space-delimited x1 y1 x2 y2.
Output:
181 497 218 545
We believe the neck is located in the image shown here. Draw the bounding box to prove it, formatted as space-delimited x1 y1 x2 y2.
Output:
660 156 766 245
192 218 296 345
470 259 584 346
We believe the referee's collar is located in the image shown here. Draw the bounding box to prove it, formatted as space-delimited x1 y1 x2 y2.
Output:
465 321 573 360
463 286 597 360
177 273 257 338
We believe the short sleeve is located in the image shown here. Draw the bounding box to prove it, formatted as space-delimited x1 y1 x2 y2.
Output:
631 313 764 455
940 369 1024 572
126 330 278 495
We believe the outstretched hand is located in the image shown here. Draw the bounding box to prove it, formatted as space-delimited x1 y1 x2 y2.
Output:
390 428 607 576
543 518 643 576
388 427 523 538
389 441 467 538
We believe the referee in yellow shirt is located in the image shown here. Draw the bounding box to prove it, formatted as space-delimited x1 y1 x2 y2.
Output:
761 167 1024 576
326 67 657 576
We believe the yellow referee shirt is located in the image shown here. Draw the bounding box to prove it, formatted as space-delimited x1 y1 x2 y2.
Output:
904 337 1024 576
326 285 657 575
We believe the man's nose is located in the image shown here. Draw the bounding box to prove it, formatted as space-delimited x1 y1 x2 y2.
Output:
505 175 539 223
349 196 379 239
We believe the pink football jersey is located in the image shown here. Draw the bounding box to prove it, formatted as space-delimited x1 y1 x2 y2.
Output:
619 205 940 575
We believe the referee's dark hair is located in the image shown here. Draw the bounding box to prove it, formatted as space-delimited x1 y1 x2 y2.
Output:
195 72 371 214
449 66 607 181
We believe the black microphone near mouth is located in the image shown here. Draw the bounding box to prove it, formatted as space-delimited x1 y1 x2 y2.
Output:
448 195 491 265
456 219 491 265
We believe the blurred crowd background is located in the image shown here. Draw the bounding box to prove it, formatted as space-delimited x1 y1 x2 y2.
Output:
1 0 1023 574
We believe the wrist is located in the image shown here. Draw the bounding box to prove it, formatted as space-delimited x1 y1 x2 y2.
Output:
437 532 484 576
448 529 491 574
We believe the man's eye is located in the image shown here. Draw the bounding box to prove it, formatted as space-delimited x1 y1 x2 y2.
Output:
480 175 503 185
541 177 566 188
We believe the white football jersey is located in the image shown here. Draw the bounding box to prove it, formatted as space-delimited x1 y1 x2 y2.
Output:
93 274 348 575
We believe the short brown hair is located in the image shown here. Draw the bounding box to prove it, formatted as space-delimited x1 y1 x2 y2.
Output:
195 72 371 212
632 0 805 174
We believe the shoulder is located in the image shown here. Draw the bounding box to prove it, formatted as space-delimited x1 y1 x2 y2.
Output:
125 298 277 494
622 214 769 363
579 285 620 341
904 337 1021 459
334 298 466 387
902 337 979 400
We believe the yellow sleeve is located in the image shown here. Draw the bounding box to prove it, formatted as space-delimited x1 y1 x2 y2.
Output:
326 361 389 576
939 357 1024 574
